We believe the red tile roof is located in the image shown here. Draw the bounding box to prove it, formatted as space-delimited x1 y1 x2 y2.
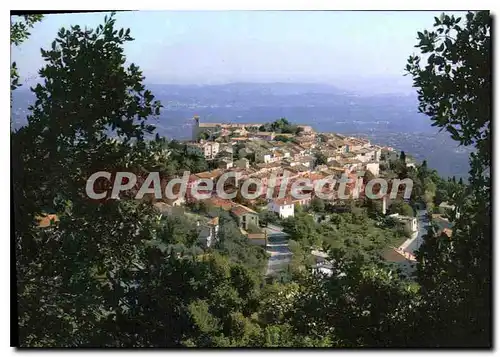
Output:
272 197 295 206
205 197 233 211
196 170 222 180
37 214 59 228
231 204 257 217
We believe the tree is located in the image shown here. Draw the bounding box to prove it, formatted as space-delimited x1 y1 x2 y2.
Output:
282 213 318 247
11 15 43 91
246 223 262 234
274 135 292 142
400 203 415 217
13 9 492 349
310 197 325 213
259 210 277 226
314 152 328 166
407 11 491 346
399 151 406 162
363 170 376 185
13 13 268 348
259 118 298 134
288 252 419 347
11 14 43 45
198 132 209 141
13 13 176 346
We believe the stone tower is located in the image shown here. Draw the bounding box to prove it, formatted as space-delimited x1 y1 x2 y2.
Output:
192 115 200 141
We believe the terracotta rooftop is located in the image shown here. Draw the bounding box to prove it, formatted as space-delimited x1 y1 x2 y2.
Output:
231 204 257 217
205 197 233 211
196 170 223 180
36 214 59 228
256 162 282 169
304 172 328 181
272 197 295 206
382 248 415 263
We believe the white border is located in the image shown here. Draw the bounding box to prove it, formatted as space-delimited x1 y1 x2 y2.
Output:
4 1 498 355
4 1 495 10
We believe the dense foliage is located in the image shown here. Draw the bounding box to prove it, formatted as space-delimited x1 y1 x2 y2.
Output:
405 11 491 346
11 15 44 91
259 117 302 135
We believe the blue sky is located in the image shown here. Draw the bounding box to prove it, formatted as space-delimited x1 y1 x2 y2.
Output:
11 11 466 94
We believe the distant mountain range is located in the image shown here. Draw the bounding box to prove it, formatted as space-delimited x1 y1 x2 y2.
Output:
11 82 472 179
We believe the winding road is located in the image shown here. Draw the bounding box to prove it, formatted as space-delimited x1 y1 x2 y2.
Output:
264 224 292 276
264 211 429 276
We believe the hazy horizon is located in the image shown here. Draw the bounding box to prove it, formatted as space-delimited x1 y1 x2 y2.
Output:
12 10 466 95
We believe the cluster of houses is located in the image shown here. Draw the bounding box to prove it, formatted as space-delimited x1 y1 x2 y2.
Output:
35 117 424 255
154 196 267 248
34 117 457 279
149 117 414 248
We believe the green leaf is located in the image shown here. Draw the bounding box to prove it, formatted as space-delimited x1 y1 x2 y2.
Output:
445 38 452 49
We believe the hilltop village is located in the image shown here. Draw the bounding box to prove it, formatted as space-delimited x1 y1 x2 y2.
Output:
150 116 439 268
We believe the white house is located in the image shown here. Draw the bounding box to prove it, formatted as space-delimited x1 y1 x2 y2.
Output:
267 198 295 219
217 157 234 169
249 131 275 141
389 213 417 234
365 162 380 176
186 141 220 160
255 151 273 164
